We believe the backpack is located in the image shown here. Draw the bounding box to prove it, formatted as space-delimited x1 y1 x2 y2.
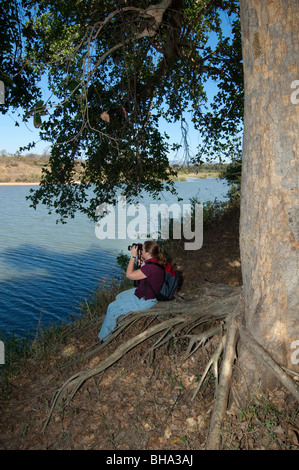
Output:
145 260 179 301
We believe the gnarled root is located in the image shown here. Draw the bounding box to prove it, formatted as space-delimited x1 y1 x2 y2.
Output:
205 294 242 450
43 284 241 431
43 314 185 432
43 282 299 446
206 292 299 450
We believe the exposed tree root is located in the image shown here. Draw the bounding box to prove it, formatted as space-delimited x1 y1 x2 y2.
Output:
205 294 242 450
43 283 299 449
205 295 299 450
239 321 299 403
192 335 225 401
43 284 240 432
43 314 185 432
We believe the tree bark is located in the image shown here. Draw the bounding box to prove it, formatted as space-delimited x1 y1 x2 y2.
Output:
238 0 299 395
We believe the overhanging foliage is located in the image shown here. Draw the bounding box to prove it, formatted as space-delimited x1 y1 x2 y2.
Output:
0 0 243 221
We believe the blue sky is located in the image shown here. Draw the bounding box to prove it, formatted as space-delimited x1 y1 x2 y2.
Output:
0 10 235 160
0 107 207 160
0 74 220 161
0 93 215 161
0 110 50 156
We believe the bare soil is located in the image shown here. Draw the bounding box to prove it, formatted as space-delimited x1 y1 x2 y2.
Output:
0 156 81 184
0 156 46 183
0 205 298 451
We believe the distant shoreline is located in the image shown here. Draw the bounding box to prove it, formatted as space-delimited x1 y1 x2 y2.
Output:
0 173 221 186
0 182 41 186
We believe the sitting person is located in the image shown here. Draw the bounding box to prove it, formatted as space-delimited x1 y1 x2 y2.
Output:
98 240 166 341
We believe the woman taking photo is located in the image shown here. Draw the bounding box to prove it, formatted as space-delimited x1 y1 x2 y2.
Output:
98 240 166 341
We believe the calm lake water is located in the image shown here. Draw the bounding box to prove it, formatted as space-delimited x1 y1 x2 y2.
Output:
0 179 229 338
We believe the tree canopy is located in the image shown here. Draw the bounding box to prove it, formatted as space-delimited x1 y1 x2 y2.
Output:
0 0 243 221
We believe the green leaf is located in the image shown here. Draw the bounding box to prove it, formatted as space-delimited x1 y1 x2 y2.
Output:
33 113 42 128
66 80 80 92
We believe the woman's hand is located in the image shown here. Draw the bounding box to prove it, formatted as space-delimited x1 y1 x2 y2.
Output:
130 245 138 258
126 245 147 281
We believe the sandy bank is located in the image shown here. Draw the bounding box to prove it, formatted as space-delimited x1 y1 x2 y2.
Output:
0 182 40 186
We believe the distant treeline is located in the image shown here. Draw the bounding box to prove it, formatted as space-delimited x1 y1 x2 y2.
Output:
171 163 228 173
0 151 50 161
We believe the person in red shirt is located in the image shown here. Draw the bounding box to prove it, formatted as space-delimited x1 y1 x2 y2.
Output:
98 241 166 341
127 241 167 299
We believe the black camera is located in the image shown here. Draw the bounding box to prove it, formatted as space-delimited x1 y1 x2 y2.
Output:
128 243 143 284
128 243 143 251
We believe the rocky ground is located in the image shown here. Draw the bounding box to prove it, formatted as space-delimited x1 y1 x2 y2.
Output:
0 205 298 451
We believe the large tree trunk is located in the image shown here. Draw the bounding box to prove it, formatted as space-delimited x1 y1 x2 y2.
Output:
238 0 299 395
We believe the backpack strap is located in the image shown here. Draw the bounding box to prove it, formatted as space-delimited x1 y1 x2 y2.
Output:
144 278 156 298
146 260 165 270
143 260 165 299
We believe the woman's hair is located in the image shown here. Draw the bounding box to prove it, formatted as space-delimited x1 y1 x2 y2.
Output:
143 240 167 266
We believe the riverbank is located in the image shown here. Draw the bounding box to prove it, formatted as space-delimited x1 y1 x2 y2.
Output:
0 182 41 186
0 155 47 184
0 155 224 184
0 173 220 186
0 202 298 451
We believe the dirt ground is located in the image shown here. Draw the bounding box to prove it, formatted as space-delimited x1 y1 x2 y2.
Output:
0 159 44 183
0 205 298 451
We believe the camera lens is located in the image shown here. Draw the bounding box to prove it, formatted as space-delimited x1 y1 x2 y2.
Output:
128 243 142 251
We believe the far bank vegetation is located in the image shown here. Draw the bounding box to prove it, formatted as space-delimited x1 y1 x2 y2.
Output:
0 151 228 184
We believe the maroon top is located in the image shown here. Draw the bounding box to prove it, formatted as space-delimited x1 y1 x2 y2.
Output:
134 259 165 300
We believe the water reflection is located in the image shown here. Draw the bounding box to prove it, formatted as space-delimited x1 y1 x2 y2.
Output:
0 243 120 337
0 179 230 337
